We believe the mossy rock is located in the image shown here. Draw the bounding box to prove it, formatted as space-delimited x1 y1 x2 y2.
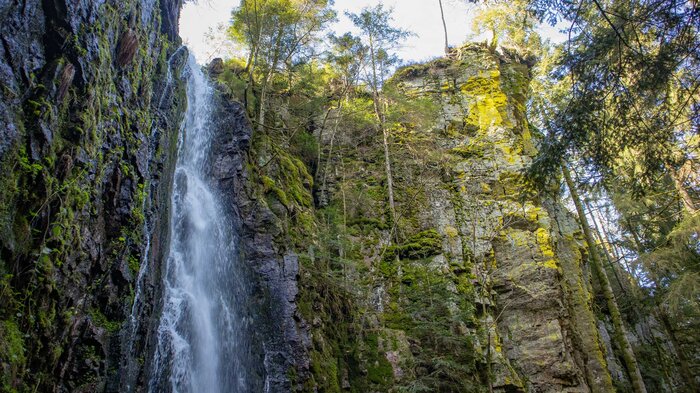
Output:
0 320 25 392
450 143 486 159
347 217 390 231
384 229 443 262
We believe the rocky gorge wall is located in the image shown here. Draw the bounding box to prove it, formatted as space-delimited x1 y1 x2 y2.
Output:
244 44 672 392
0 1 684 391
0 1 321 391
308 45 612 392
0 1 185 391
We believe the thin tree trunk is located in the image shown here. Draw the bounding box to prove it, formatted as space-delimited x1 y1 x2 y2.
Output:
381 122 396 226
314 106 334 179
258 28 284 131
368 35 397 227
316 82 351 182
665 161 697 214
586 201 628 297
563 165 648 393
319 101 344 206
438 0 449 55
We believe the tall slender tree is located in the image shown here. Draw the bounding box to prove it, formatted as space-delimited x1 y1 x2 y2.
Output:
563 165 648 393
347 5 411 229
438 0 450 54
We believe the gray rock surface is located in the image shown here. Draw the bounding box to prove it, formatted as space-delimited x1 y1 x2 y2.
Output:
208 87 311 392
0 1 185 391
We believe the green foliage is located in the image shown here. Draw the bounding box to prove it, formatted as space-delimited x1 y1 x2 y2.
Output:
88 308 121 333
290 131 319 169
346 4 413 91
384 259 481 392
531 0 699 192
0 320 25 392
384 230 443 262
470 0 542 55
229 0 336 121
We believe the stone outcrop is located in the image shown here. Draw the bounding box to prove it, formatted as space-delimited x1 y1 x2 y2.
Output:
297 44 626 392
381 45 604 392
208 87 311 392
0 1 185 391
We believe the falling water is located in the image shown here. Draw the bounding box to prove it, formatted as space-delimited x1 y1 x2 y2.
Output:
121 46 187 392
149 55 252 393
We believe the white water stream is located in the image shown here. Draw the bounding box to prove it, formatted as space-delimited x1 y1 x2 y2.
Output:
149 55 250 393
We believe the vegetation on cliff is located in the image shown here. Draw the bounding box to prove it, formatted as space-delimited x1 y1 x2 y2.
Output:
219 0 698 391
0 0 696 392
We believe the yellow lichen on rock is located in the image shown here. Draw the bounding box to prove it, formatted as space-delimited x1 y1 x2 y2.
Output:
461 72 509 131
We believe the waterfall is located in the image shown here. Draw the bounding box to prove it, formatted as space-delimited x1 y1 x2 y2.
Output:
149 54 253 393
121 46 187 392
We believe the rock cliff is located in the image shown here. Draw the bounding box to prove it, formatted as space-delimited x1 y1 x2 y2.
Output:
0 1 684 392
253 44 652 392
0 1 184 391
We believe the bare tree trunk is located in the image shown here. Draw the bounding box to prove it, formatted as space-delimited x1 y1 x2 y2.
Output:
438 0 449 55
257 27 285 131
586 201 628 297
667 162 697 215
381 121 396 226
368 35 397 227
563 165 648 393
319 103 343 206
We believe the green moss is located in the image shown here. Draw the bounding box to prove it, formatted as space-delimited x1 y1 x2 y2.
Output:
0 320 25 392
310 349 341 393
460 71 509 132
0 321 25 365
89 308 121 333
450 142 486 159
128 255 140 275
364 334 394 387
384 229 443 262
347 217 390 231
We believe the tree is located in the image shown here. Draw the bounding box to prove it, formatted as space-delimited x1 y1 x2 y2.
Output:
563 165 648 393
316 33 365 205
347 5 412 230
531 0 699 212
470 0 541 54
229 0 336 129
526 2 700 385
438 0 450 54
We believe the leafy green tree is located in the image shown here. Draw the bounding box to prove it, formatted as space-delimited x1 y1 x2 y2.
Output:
229 0 336 129
531 0 699 212
523 1 699 389
470 0 542 54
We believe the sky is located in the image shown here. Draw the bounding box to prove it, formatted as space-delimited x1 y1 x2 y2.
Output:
179 0 568 64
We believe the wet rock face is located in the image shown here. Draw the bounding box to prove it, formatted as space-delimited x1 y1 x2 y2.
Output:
0 1 185 391
208 88 310 392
